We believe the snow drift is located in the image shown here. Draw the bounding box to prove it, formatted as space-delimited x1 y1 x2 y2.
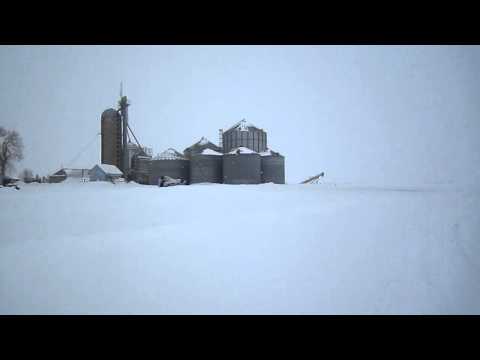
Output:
0 181 479 314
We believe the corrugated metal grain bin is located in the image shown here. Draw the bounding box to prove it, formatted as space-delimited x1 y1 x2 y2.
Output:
132 155 151 184
261 154 285 184
222 119 267 154
149 159 190 185
183 137 223 159
148 148 190 185
223 151 261 184
190 152 223 184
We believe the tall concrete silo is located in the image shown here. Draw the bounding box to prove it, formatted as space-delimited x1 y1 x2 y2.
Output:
222 119 267 154
223 147 261 184
101 108 122 169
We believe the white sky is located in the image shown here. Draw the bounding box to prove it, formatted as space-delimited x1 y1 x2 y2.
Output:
1 45 479 184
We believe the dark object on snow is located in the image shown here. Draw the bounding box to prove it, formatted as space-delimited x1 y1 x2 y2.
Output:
158 175 186 187
149 157 190 186
1 175 20 189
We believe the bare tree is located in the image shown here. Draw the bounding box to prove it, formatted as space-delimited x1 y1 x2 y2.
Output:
20 168 34 182
0 126 24 177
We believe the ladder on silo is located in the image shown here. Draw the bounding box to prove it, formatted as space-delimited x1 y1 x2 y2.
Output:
218 129 223 150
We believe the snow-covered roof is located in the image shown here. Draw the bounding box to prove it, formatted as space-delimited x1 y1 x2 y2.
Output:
198 137 209 145
185 137 221 151
259 148 281 157
65 168 90 176
228 147 258 155
201 148 223 156
225 119 259 132
154 148 186 160
95 164 123 175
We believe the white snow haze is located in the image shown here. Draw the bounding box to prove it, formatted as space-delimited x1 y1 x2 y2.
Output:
1 45 479 314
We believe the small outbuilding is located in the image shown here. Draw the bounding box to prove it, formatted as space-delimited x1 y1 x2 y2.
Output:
48 168 90 183
90 164 123 182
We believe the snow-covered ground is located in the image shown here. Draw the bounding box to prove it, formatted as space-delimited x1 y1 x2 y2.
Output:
1 180 479 314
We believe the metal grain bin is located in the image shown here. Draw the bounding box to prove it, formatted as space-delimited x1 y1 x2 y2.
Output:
222 119 267 153
190 153 223 184
261 154 285 184
183 137 223 159
132 155 151 184
223 151 261 184
149 159 190 185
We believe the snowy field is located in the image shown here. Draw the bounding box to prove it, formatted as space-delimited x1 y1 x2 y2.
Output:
1 180 479 314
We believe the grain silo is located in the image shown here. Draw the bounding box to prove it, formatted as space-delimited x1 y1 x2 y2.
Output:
101 108 122 169
183 137 223 159
148 148 190 185
222 119 267 153
223 147 261 184
131 155 151 184
190 148 223 184
260 149 285 184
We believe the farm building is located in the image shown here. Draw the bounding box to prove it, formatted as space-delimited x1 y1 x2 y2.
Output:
90 164 123 182
48 168 90 183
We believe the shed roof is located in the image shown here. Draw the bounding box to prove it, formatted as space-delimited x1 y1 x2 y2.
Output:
94 164 123 175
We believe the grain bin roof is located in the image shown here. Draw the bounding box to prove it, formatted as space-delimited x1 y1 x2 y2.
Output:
101 108 119 119
228 147 258 154
184 137 222 152
259 148 281 157
154 148 186 160
225 119 260 132
201 148 223 156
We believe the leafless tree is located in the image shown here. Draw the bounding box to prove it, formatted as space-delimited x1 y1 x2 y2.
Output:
0 126 24 177
20 168 34 182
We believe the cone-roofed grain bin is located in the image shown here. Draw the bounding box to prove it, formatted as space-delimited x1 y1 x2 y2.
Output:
222 119 267 154
190 148 223 184
260 148 285 184
183 137 223 159
223 147 261 184
149 148 190 185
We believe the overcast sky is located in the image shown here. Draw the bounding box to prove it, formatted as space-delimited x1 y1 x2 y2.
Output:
1 45 479 184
